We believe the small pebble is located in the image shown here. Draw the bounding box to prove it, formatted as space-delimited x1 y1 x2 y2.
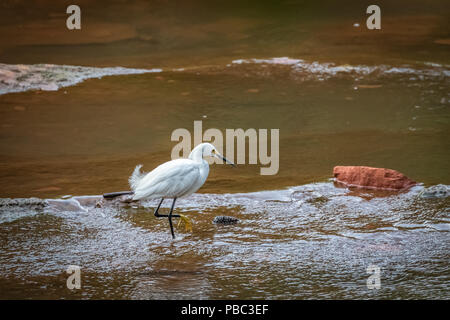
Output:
213 216 239 225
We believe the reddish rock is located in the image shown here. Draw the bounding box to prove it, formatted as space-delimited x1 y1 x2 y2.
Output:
333 166 416 190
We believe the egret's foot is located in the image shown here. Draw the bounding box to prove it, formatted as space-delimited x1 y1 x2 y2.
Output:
177 214 193 232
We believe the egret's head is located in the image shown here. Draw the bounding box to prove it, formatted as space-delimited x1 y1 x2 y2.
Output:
192 143 235 167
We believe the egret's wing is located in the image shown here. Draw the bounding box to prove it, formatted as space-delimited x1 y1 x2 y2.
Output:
153 167 200 198
132 159 200 200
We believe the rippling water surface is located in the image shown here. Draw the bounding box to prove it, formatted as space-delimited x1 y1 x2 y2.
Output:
0 183 449 299
0 0 449 299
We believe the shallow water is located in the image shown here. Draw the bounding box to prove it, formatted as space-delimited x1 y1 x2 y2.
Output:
0 0 449 299
0 183 449 299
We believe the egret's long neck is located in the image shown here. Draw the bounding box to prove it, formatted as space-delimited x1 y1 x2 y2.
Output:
188 145 204 163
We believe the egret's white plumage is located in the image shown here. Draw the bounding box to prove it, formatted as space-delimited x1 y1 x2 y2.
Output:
129 143 233 201
130 158 208 200
101 143 234 238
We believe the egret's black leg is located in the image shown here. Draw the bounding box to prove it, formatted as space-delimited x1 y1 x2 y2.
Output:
154 198 165 217
153 198 180 238
154 198 180 218
168 197 177 239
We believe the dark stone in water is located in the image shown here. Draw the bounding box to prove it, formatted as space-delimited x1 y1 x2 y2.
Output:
213 216 240 225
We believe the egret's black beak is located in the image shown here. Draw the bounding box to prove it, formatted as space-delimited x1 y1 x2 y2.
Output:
216 153 236 167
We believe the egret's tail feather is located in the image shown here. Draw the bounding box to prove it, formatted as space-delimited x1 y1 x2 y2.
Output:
129 164 145 191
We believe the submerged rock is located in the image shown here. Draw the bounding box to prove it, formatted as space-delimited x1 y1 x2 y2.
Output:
72 195 103 207
47 198 87 212
419 184 450 198
213 216 240 225
333 166 416 190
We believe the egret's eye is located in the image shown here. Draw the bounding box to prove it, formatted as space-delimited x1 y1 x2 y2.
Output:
211 149 216 154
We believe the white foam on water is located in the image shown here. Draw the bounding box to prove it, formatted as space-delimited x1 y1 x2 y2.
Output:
2 58 448 95
231 57 450 79
0 63 162 95
232 57 303 65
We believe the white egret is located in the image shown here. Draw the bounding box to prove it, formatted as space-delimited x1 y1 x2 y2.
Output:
105 143 235 238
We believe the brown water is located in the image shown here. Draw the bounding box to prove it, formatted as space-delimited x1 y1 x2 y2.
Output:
0 0 449 299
